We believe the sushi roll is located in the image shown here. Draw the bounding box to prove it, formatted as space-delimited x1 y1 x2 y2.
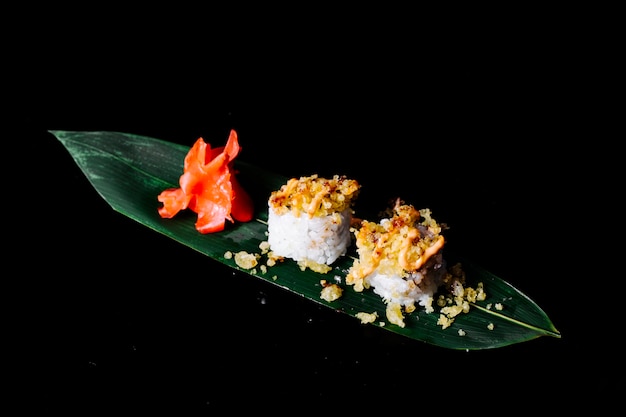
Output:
267 174 360 273
346 199 448 327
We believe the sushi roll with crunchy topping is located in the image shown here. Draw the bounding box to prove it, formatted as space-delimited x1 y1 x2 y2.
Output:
346 199 448 327
267 174 360 273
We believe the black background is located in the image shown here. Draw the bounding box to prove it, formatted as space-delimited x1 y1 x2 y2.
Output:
8 9 617 413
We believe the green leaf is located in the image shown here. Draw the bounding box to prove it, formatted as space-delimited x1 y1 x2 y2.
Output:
50 130 561 350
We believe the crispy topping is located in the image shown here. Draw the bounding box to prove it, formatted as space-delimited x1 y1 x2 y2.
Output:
268 174 360 217
346 199 446 288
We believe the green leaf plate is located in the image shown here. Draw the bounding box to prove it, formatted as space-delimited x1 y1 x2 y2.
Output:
50 130 561 350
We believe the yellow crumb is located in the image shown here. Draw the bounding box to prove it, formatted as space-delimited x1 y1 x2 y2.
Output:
297 259 332 274
436 277 488 330
259 241 271 254
355 311 378 324
320 283 343 302
437 314 454 329
386 302 405 328
234 251 259 269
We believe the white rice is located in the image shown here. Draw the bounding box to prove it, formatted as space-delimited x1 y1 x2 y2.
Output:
366 254 446 308
267 207 352 265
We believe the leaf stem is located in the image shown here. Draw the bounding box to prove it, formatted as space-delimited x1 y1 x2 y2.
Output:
471 303 561 338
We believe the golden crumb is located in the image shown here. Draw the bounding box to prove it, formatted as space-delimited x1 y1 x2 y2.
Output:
259 240 271 254
422 296 435 313
437 295 447 308
225 245 279 280
441 303 465 318
355 311 378 324
297 258 332 274
234 251 259 269
385 302 405 328
266 251 282 267
437 314 454 329
464 287 479 303
320 283 343 302
436 277 488 330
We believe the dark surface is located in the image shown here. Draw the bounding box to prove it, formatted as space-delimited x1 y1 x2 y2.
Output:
9 18 617 412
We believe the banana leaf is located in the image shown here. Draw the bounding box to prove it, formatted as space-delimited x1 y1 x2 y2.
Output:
50 129 561 350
